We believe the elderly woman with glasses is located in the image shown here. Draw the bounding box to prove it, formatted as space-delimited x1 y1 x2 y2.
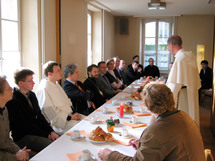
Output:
98 82 205 161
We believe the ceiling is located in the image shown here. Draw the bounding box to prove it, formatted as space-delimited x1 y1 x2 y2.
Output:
90 0 215 17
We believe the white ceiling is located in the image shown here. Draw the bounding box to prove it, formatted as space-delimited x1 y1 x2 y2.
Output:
91 0 215 17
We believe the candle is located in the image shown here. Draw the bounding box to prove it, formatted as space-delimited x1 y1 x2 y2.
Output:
119 103 124 118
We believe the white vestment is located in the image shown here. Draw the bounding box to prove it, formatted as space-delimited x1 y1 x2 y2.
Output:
166 49 201 125
37 79 80 134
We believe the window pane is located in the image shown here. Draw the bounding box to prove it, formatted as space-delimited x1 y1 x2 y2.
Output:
158 21 169 38
157 51 169 70
1 20 19 51
158 37 168 51
144 38 156 67
87 14 91 34
2 52 21 87
145 22 156 37
1 0 18 21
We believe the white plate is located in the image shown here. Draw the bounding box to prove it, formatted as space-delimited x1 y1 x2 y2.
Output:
86 135 113 144
71 135 84 141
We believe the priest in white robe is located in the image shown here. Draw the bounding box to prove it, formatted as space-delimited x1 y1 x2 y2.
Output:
37 61 82 135
166 35 201 125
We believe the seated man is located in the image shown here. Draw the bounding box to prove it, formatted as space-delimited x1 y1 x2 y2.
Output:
6 68 59 153
143 58 160 78
98 82 205 161
113 56 126 88
62 64 94 115
126 61 142 85
0 75 30 161
200 60 212 90
37 61 81 135
97 61 122 99
127 55 144 76
119 59 128 86
83 64 106 108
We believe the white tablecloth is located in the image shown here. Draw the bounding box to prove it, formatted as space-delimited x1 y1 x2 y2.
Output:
30 81 153 161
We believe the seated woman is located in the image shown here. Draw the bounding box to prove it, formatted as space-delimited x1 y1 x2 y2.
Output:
98 82 205 161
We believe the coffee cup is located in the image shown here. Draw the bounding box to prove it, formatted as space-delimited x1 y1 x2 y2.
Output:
131 116 138 124
90 116 97 124
72 130 80 139
121 129 128 137
82 149 91 161
112 100 117 106
139 107 144 113
102 107 108 114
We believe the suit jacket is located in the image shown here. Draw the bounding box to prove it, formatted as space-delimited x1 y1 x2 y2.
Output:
143 65 160 78
200 67 212 89
6 88 53 142
125 65 142 85
119 68 128 86
0 108 20 161
97 73 116 99
62 80 93 115
108 110 205 161
127 64 144 76
113 68 122 80
83 77 106 108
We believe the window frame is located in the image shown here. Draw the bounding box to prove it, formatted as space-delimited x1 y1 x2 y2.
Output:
141 18 174 73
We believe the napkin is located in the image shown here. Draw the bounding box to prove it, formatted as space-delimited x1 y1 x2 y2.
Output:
83 117 106 122
66 130 87 137
122 122 147 128
122 91 128 93
96 108 115 113
106 101 111 104
133 111 151 116
112 139 131 146
139 103 145 106
66 151 82 161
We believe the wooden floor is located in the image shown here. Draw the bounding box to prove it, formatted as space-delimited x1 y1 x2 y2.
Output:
199 102 215 158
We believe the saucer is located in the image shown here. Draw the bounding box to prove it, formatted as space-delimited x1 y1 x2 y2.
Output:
90 120 101 124
78 155 95 161
119 133 130 138
71 135 84 141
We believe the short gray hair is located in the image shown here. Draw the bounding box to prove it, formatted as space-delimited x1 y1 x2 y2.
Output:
167 35 182 46
63 64 78 78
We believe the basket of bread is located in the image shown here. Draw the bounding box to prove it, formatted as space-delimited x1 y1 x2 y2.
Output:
88 126 113 143
116 104 133 113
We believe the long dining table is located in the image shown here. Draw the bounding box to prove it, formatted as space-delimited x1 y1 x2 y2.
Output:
30 80 154 161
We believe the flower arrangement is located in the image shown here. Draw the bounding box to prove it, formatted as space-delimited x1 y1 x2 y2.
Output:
106 116 115 127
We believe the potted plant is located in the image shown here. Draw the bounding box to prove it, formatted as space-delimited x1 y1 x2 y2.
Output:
106 116 115 132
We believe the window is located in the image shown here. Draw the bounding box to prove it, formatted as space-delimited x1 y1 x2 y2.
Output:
143 19 173 71
87 12 92 66
0 0 20 87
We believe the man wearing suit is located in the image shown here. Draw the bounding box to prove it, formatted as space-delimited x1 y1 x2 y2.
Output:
199 60 212 89
63 64 94 115
113 57 126 88
6 68 59 152
0 75 30 161
119 60 128 86
97 61 122 99
127 55 144 77
83 64 106 108
126 61 142 85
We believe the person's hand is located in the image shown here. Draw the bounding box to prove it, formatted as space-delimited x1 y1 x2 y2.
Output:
72 113 81 120
114 89 122 94
98 148 112 160
129 139 139 150
138 67 142 72
16 146 31 161
48 131 59 141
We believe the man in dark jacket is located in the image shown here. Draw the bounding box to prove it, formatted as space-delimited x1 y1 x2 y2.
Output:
62 64 94 115
84 64 106 108
126 61 142 85
143 58 160 78
6 69 59 153
200 60 212 89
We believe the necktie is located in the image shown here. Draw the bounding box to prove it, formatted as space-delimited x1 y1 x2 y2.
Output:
26 93 34 110
75 82 96 110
